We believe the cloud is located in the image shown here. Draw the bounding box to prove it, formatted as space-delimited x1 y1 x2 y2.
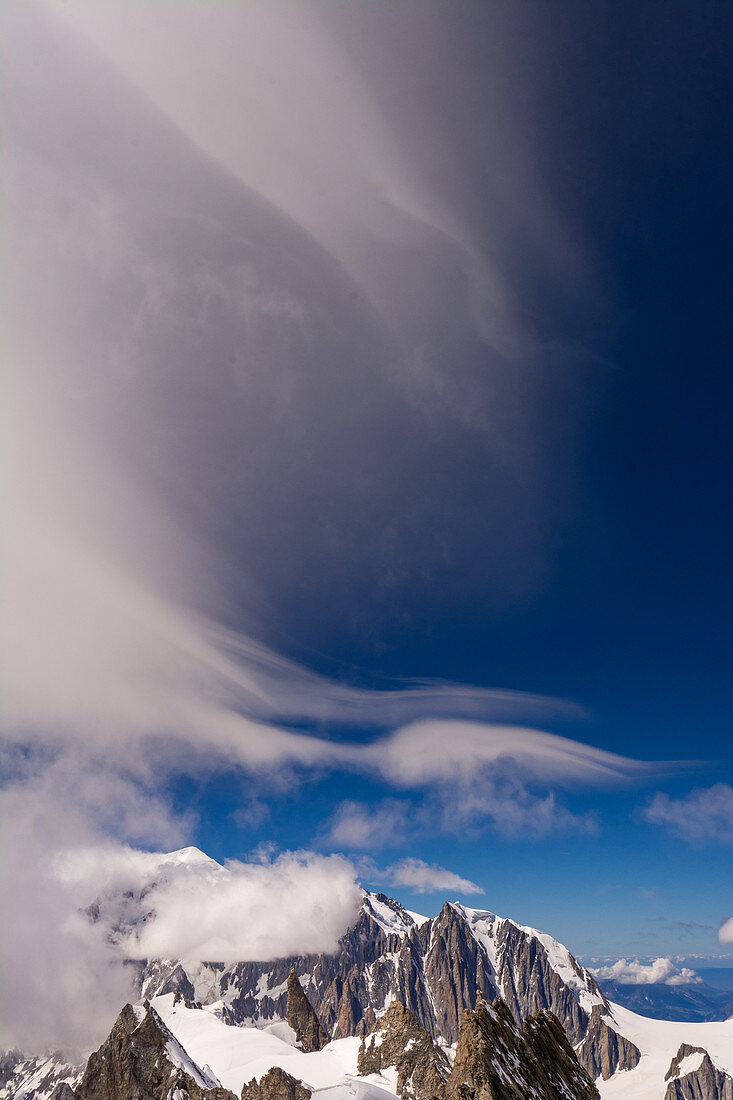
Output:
372 719 659 788
0 759 180 1055
378 858 482 896
719 918 733 944
58 846 363 966
325 800 411 850
643 784 733 843
590 957 702 986
0 1 691 1057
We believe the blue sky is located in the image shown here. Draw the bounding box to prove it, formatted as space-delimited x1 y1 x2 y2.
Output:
2 0 732 1012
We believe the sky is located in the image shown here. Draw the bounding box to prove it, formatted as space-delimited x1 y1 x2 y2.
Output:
1 0 732 1055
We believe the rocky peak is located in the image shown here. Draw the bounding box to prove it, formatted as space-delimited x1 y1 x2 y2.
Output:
286 969 329 1052
74 1001 236 1100
241 1066 312 1100
357 1001 450 1100
445 993 600 1100
50 1087 75 1100
663 1044 733 1100
574 1003 640 1081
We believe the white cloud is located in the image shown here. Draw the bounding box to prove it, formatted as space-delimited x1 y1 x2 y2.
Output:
58 846 363 966
373 719 656 789
719 918 733 944
379 858 481 896
643 784 733 843
325 800 410 850
590 957 702 986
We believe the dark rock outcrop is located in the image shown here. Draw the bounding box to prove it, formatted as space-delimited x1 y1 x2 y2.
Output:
286 969 329 1052
444 994 599 1100
664 1045 733 1100
575 1003 641 1080
73 1002 236 1100
666 1045 709 1081
357 1002 450 1100
241 1066 312 1100
50 1086 76 1100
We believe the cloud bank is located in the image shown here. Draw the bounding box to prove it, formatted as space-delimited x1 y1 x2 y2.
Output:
590 957 702 987
58 846 363 965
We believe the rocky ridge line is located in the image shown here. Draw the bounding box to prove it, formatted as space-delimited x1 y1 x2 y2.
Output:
73 1002 236 1100
444 993 599 1100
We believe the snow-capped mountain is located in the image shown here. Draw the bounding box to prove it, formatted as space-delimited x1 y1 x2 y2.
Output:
3 848 732 1100
128 867 625 1081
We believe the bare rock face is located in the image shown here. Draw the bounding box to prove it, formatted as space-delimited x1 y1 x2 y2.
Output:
286 969 329 1052
357 1002 450 1100
663 1045 733 1100
444 994 600 1100
421 906 499 1043
73 1002 236 1100
494 920 602 1045
575 1004 641 1080
241 1066 312 1100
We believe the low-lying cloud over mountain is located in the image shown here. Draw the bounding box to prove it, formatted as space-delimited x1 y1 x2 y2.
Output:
590 957 702 987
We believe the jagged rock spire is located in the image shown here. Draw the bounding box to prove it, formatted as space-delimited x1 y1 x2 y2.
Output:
74 1002 236 1100
286 968 329 1052
241 1066 312 1100
445 996 600 1100
357 1001 450 1100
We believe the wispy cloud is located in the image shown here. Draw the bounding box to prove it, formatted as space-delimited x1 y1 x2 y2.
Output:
643 784 733 843
325 800 411 850
378 858 482 896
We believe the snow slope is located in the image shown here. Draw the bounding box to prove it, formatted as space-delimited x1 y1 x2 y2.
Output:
153 990 733 1100
597 1001 733 1100
152 995 397 1099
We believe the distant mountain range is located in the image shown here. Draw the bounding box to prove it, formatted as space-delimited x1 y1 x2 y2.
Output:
600 979 733 1025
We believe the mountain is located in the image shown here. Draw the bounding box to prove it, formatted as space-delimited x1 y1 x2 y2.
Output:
4 848 733 1099
73 1002 235 1100
131 885 635 1082
0 1052 81 1100
600 980 733 1024
49 977 600 1100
